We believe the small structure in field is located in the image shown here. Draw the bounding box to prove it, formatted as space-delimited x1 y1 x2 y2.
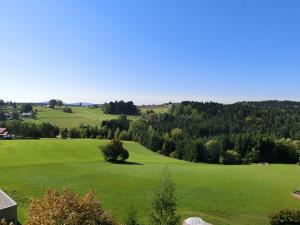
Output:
292 190 300 200
183 217 212 225
20 112 32 117
0 128 13 139
0 190 17 224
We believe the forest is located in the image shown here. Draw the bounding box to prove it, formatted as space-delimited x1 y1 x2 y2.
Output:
102 101 140 115
98 101 300 164
1 100 299 164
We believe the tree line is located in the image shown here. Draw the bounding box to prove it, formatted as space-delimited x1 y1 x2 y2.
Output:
65 101 300 164
0 120 59 138
102 101 140 115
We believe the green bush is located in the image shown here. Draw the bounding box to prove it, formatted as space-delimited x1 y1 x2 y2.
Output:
100 139 129 162
60 129 68 139
119 130 131 141
270 209 300 225
125 207 141 225
68 128 80 138
219 150 242 165
63 107 72 113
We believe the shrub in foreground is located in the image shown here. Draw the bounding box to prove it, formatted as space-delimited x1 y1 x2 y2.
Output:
270 209 300 225
63 106 72 113
125 207 141 225
25 189 119 225
148 167 180 225
100 139 129 162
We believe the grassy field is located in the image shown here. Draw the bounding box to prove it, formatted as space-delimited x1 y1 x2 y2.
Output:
139 104 170 113
0 139 300 225
22 105 169 128
24 106 139 128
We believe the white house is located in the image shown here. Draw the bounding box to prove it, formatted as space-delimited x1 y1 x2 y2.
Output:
0 190 17 224
0 128 13 140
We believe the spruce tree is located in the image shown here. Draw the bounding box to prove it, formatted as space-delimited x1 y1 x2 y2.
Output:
148 166 180 225
125 206 141 225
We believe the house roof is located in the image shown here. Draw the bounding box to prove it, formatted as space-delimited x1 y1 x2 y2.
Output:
0 128 7 134
0 190 17 210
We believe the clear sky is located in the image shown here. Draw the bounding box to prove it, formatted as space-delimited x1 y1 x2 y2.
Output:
0 0 299 104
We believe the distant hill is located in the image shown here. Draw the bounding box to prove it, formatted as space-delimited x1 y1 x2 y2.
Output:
236 100 300 109
68 102 96 107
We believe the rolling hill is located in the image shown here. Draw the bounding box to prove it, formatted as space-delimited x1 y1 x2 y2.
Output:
0 139 299 225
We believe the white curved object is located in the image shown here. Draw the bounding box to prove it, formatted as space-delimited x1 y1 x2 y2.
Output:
183 217 212 225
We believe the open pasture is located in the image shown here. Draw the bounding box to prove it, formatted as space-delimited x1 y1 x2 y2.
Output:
24 106 139 128
0 139 299 225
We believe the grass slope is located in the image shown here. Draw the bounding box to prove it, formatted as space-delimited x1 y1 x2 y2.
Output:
24 106 139 128
0 139 299 225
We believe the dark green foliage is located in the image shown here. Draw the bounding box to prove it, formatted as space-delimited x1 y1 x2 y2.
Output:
12 112 19 120
102 101 140 115
270 209 300 225
245 148 260 163
125 207 141 225
119 130 131 140
148 167 180 225
183 139 202 162
63 106 72 113
256 138 277 163
0 120 59 138
275 140 298 163
20 103 33 113
219 150 242 165
101 139 129 162
48 99 57 108
161 140 175 156
102 115 131 136
114 127 121 139
128 101 300 164
68 128 80 138
60 128 68 139
205 140 222 163
56 100 63 107
0 110 6 121
107 129 114 140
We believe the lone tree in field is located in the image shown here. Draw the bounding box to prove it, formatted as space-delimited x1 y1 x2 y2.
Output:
48 99 57 108
100 139 129 162
56 99 63 107
25 189 119 225
148 166 180 225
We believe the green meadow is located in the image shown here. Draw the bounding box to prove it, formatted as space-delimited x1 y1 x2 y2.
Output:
24 106 139 128
23 105 169 128
0 139 299 225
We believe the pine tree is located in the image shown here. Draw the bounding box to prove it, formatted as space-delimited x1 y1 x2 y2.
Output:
125 206 141 225
114 127 121 139
148 166 180 225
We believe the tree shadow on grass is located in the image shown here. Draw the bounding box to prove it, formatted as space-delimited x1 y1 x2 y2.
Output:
107 160 144 165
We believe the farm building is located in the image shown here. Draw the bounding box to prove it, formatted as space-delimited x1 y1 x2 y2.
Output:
0 128 13 139
0 190 17 224
20 112 32 117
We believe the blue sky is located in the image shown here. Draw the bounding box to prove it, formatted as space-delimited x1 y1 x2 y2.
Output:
0 0 299 104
